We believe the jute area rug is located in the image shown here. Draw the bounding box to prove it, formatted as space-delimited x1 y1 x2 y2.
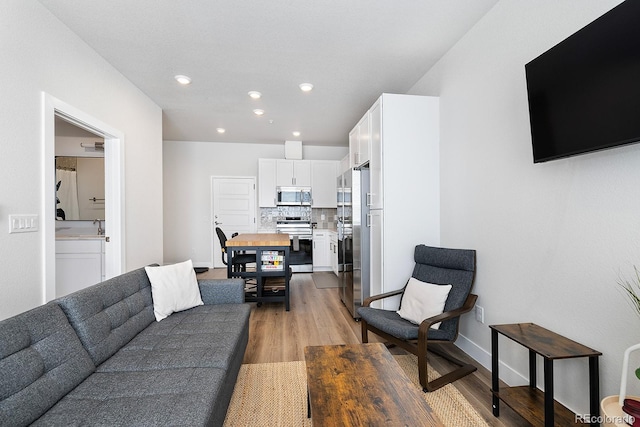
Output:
223 354 489 426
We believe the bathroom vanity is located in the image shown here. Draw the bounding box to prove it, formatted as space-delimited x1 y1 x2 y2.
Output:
55 234 105 298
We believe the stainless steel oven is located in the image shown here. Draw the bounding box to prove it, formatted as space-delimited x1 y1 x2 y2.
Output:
276 217 313 272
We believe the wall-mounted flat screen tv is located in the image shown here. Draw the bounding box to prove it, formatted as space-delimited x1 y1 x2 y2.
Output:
525 0 640 163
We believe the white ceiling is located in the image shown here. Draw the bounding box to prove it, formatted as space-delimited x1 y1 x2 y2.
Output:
38 0 498 146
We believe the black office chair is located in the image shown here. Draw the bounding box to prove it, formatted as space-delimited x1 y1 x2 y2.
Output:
215 227 256 274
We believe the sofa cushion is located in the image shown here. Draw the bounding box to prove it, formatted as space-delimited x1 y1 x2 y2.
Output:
56 267 156 366
96 304 251 372
198 278 246 305
32 367 226 426
0 303 95 427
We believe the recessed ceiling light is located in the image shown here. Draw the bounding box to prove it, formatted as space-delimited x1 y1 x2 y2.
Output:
248 91 262 99
253 109 265 116
299 83 314 92
216 128 226 134
174 75 192 85
292 131 301 137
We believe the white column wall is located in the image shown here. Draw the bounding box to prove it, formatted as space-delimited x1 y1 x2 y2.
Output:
410 0 635 412
0 1 163 320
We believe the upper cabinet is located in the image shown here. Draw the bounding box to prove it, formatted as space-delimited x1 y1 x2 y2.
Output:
349 113 370 168
340 154 350 175
258 158 277 207
368 98 382 210
258 159 338 208
276 159 311 187
311 160 338 208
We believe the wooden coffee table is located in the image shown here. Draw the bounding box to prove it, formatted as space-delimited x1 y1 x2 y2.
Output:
304 343 443 426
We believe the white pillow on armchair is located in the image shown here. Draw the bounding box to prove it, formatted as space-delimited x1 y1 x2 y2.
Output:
396 277 452 329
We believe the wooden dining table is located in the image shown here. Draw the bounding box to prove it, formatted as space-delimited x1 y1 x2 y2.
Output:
226 233 292 310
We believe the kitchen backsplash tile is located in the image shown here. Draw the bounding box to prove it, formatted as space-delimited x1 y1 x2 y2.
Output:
259 207 337 230
311 208 337 230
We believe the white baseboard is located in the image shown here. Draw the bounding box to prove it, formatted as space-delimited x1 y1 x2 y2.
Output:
455 332 528 387
193 262 214 269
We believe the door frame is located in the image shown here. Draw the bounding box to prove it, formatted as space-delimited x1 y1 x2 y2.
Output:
43 93 125 302
210 176 257 269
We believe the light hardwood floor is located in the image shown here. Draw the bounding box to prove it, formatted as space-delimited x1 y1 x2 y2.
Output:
198 268 531 426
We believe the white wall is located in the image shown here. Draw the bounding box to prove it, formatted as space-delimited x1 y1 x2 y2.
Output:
410 0 636 412
163 141 347 266
0 1 163 320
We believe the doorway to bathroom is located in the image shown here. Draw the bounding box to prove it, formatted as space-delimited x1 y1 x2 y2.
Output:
43 93 124 301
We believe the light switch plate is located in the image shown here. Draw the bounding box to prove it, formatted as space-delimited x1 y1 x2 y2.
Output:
9 214 39 233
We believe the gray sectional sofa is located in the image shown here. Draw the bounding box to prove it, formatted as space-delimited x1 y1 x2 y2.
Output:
0 267 251 426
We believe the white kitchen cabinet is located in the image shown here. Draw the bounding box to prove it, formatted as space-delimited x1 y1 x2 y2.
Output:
260 158 336 207
365 94 440 310
311 160 338 208
312 230 331 271
349 113 370 168
55 238 105 298
258 158 277 207
368 209 384 309
369 99 383 209
348 127 357 169
329 231 338 276
276 159 311 187
340 154 350 175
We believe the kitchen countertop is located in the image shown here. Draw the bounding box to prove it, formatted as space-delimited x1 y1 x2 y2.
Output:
56 234 106 240
56 227 105 239
258 227 337 234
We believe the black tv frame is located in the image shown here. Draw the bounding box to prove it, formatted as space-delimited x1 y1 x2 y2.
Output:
525 0 640 163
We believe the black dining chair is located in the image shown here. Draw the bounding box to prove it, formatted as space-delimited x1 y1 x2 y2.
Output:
215 227 256 274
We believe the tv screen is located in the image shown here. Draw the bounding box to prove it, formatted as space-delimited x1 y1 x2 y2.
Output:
525 0 640 163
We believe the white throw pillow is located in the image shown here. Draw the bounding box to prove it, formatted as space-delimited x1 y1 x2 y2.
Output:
145 260 203 321
396 277 452 329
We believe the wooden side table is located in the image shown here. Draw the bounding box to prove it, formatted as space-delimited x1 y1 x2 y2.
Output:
490 323 601 427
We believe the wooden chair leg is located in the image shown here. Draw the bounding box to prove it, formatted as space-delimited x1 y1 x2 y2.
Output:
361 320 369 343
421 343 478 392
418 340 429 392
362 322 477 392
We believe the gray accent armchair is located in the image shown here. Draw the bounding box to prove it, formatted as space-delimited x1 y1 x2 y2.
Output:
357 244 477 392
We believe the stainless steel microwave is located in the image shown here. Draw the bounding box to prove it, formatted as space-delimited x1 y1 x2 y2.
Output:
276 186 312 206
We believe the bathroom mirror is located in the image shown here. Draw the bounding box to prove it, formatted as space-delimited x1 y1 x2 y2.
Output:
55 156 105 220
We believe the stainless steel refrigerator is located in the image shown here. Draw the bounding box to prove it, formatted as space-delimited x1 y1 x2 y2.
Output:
338 166 370 318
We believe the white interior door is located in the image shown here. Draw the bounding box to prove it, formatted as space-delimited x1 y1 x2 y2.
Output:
211 176 257 268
